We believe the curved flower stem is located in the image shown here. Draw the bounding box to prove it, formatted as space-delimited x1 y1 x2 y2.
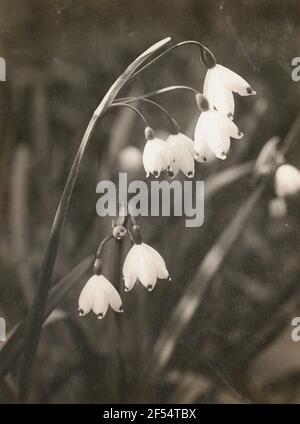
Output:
125 40 215 85
116 85 199 105
17 36 171 402
96 235 113 259
109 102 150 127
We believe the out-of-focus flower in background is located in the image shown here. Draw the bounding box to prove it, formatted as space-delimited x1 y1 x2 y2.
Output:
203 63 256 117
166 132 195 178
275 164 300 198
194 94 243 161
78 274 123 319
118 145 143 173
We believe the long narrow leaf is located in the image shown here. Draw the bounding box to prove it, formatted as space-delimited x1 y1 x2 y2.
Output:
0 255 93 380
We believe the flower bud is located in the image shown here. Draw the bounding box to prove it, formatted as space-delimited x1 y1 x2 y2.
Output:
196 93 210 112
93 258 103 275
200 48 216 69
168 118 180 135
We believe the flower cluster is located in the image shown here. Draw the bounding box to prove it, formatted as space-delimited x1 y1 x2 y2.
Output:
78 222 170 319
269 164 300 218
141 63 255 178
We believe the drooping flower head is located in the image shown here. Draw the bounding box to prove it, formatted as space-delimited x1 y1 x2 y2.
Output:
275 164 300 198
123 224 170 292
194 94 243 161
78 261 123 319
142 127 173 178
166 119 195 178
203 63 256 117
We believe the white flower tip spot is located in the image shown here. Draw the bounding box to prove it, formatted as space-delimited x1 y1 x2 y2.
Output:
153 170 159 178
125 286 129 292
187 171 194 178
78 308 85 317
219 152 227 160
167 276 172 282
238 131 244 139
227 113 234 120
97 312 104 320
119 305 124 313
168 169 175 178
246 86 256 95
147 284 154 292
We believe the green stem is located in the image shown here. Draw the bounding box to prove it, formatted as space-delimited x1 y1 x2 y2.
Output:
17 37 171 402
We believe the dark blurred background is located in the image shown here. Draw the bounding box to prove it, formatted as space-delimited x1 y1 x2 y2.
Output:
1 0 300 404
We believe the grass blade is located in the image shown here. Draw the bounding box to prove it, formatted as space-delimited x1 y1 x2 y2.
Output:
0 255 93 380
150 183 266 376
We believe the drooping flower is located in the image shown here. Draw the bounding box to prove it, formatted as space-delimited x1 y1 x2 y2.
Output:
123 226 170 292
166 131 195 178
142 127 173 178
78 274 123 319
194 94 243 161
203 64 256 117
275 164 300 198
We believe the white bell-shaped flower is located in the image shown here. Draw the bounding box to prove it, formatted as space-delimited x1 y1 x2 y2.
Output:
78 274 123 319
275 164 300 198
204 64 256 116
166 132 195 178
194 94 243 161
142 126 173 178
123 242 169 292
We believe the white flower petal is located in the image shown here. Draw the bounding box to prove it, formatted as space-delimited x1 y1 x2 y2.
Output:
204 68 235 116
275 164 300 197
78 275 98 316
216 112 243 140
134 245 158 290
101 276 123 313
195 111 230 160
167 133 195 177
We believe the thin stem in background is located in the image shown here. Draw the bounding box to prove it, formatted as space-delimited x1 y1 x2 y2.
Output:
149 182 266 378
115 97 175 124
125 40 215 85
17 37 171 402
109 102 150 127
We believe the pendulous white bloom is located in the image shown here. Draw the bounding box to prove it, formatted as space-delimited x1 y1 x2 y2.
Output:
123 242 170 292
275 164 300 198
194 94 243 161
78 274 123 319
166 132 195 178
203 64 256 117
142 127 173 178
